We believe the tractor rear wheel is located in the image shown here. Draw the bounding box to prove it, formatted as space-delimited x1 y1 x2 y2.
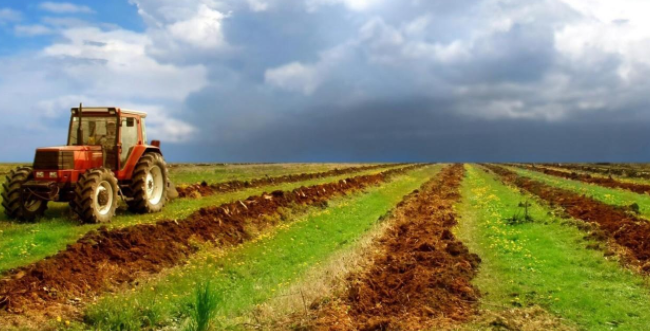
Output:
73 168 119 223
127 153 168 213
2 167 48 221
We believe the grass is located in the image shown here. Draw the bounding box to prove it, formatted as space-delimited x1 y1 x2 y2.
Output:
185 282 220 331
82 166 441 331
0 165 398 273
507 165 650 219
168 163 369 185
455 165 650 330
0 163 29 176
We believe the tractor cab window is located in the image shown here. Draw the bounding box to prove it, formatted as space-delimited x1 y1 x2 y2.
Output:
141 118 147 144
120 117 139 167
68 117 118 148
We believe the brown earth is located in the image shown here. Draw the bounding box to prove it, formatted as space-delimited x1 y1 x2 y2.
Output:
543 163 650 180
177 163 403 198
301 164 481 331
517 164 650 195
0 164 425 325
484 164 650 272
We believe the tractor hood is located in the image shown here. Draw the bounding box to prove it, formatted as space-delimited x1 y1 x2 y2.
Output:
33 146 103 170
37 146 102 152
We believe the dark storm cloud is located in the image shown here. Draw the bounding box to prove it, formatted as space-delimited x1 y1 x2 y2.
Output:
158 0 649 162
166 97 650 162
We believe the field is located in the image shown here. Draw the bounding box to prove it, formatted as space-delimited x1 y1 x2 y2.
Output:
2 163 650 330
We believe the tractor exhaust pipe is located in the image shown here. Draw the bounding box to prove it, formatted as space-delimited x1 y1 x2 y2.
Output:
77 103 84 146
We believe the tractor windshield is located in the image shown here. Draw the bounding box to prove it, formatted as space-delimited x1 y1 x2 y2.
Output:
68 116 118 148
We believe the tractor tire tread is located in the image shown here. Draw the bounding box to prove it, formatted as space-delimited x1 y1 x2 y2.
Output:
127 153 167 214
72 168 118 224
1 167 32 219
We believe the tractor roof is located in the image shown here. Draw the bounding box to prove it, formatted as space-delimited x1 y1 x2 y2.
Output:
70 107 147 118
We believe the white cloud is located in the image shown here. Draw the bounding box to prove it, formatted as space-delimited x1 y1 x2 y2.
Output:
0 8 21 24
265 62 322 95
306 0 383 12
15 24 54 36
264 42 352 95
148 116 197 143
166 4 227 49
0 23 208 142
401 40 471 64
355 17 476 66
116 103 197 143
359 18 403 48
555 0 650 80
43 27 208 101
128 1 232 62
246 0 269 12
558 0 650 24
38 2 95 14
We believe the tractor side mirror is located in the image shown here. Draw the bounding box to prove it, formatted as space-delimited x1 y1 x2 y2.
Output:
151 140 161 147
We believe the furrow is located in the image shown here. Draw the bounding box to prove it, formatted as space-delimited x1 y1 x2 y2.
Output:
176 163 404 198
546 163 650 180
515 164 650 195
304 164 481 330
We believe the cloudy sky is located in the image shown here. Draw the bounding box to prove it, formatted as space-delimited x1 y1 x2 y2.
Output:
0 0 649 162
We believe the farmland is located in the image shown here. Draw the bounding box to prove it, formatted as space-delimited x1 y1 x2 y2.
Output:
2 163 650 330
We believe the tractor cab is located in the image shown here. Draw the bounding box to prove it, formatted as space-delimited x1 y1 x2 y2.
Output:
66 107 148 171
1 105 176 224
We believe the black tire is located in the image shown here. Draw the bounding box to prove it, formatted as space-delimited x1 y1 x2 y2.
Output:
127 153 168 214
73 168 118 223
2 167 48 221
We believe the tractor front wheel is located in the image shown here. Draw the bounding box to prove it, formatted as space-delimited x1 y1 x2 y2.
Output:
73 168 119 223
2 167 48 221
128 153 168 214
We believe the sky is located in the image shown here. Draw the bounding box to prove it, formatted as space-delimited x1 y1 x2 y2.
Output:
0 0 649 163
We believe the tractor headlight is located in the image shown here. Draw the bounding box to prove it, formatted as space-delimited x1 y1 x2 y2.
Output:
49 172 58 178
35 172 44 178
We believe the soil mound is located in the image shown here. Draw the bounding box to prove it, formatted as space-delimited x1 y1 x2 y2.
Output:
521 165 650 195
305 164 481 330
177 164 404 198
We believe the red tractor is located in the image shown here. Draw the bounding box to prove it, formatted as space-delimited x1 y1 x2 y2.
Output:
1 105 177 223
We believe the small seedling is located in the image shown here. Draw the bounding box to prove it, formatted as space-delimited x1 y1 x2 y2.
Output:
506 201 533 225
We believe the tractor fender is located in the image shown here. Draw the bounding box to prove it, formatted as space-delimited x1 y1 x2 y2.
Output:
119 145 162 180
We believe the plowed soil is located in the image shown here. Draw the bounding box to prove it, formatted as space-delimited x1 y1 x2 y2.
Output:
304 164 481 331
546 163 650 180
0 164 425 325
177 163 403 198
519 165 650 195
485 165 650 272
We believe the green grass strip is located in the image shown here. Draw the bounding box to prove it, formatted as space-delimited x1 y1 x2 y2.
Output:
507 166 650 219
82 166 442 331
456 165 650 331
0 166 398 274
